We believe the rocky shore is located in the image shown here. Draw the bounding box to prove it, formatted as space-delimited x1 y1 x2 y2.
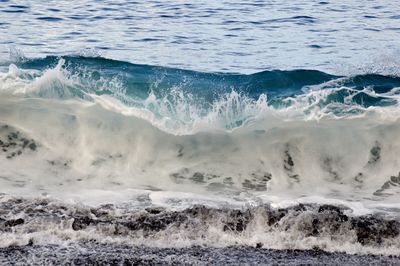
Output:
1 243 400 265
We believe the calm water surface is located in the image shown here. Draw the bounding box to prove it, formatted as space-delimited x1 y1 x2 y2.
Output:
1 0 400 73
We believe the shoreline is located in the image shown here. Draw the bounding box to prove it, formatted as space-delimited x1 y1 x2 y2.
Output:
1 244 400 265
1 196 400 259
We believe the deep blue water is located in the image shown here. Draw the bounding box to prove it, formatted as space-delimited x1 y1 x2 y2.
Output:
1 0 400 74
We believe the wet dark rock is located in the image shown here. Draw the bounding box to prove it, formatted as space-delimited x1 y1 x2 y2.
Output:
291 203 308 212
185 205 211 217
4 218 24 227
352 217 400 245
1 197 400 253
223 209 252 232
318 205 344 214
145 207 165 215
1 244 400 265
90 207 110 218
311 218 320 235
312 246 323 253
125 212 186 232
300 205 349 236
72 216 93 231
319 205 348 223
266 208 287 226
39 200 49 206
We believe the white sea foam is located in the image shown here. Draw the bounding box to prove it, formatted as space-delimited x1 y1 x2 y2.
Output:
0 61 400 214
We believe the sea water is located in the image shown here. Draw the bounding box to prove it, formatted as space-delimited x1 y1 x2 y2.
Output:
1 0 400 260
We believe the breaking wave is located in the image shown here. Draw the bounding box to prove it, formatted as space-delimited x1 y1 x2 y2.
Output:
1 56 400 255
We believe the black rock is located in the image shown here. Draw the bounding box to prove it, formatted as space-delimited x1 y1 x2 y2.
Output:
72 217 92 231
318 205 343 214
223 210 252 232
352 217 400 245
125 212 186 232
266 208 287 226
5 218 24 227
145 207 165 215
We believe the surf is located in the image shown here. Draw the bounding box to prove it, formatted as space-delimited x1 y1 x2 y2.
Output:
0 56 399 213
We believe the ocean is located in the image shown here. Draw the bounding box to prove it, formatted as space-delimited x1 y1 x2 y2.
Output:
1 0 400 264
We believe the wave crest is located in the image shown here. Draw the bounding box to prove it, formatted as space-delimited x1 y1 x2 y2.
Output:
1 56 400 133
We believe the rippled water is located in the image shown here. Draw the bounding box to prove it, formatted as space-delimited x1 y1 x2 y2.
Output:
1 0 400 73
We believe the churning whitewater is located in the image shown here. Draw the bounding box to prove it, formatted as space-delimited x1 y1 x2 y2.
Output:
1 56 400 256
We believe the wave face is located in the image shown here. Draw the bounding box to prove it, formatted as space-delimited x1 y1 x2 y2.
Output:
1 56 400 254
